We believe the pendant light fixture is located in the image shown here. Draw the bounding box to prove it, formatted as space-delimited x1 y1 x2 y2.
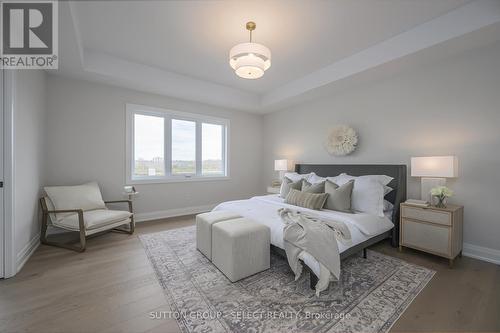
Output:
229 21 271 79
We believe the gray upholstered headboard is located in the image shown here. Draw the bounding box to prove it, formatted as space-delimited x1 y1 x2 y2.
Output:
295 164 407 246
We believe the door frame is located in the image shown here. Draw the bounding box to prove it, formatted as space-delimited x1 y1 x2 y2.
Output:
2 70 16 278
0 68 3 278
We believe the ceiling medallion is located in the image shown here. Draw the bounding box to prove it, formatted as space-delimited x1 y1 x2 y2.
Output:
229 21 271 79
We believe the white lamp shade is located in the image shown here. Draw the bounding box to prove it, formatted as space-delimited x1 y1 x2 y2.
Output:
229 42 271 79
230 43 271 69
411 156 458 178
274 159 289 171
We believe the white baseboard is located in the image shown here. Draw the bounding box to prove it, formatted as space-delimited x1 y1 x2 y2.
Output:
16 233 41 273
134 204 215 223
463 243 500 265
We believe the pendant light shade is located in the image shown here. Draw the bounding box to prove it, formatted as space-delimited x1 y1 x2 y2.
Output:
229 22 271 79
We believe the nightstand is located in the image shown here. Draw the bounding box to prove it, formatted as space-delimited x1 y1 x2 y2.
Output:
400 203 463 267
266 186 280 194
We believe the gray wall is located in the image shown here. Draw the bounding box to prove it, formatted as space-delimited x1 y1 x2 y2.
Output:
46 76 264 218
263 42 500 252
14 70 47 263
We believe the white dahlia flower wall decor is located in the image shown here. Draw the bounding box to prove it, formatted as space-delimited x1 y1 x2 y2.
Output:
325 125 358 156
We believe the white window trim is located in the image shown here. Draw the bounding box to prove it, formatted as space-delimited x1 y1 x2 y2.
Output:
125 103 230 184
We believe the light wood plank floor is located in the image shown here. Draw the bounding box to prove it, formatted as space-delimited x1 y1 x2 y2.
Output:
1 216 499 333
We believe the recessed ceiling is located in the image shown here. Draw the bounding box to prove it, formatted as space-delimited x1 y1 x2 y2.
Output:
73 0 469 93
54 0 500 112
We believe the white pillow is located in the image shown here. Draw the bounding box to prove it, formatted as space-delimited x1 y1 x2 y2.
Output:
327 174 386 217
329 173 393 195
326 173 349 185
284 172 312 182
352 178 386 217
372 174 393 186
307 172 326 184
384 200 394 220
329 173 393 186
44 182 106 221
383 185 393 196
383 200 394 212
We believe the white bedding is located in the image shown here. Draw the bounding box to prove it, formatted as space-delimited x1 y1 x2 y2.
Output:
213 194 394 277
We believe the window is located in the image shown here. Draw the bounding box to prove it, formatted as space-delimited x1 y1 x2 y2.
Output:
202 123 224 175
171 119 196 175
126 104 229 183
133 114 165 177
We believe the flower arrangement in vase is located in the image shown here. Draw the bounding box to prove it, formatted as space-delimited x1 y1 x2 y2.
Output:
430 186 454 208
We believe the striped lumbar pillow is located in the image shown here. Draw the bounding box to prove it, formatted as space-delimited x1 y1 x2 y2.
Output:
285 189 329 210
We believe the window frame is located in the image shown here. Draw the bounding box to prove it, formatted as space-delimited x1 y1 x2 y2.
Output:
126 103 230 184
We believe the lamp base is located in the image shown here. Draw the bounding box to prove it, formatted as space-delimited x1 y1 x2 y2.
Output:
421 177 446 203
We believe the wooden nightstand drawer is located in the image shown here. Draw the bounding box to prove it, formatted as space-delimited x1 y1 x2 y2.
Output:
402 206 451 226
402 219 450 256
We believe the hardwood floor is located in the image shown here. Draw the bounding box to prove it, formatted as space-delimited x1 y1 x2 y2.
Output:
1 216 499 333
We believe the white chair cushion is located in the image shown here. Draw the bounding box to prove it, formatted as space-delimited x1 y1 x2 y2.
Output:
53 209 132 231
44 182 106 221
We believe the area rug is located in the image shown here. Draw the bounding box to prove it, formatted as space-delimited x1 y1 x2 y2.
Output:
139 226 435 333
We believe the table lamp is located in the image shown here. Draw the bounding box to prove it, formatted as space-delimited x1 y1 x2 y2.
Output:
274 159 289 185
411 156 458 202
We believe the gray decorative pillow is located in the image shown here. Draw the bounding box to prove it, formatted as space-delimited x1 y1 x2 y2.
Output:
301 180 325 194
279 177 302 198
285 189 329 210
324 179 354 213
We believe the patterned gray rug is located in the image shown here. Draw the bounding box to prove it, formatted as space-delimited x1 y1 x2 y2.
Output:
140 226 435 333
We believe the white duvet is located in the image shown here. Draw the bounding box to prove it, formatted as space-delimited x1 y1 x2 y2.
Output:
213 194 394 277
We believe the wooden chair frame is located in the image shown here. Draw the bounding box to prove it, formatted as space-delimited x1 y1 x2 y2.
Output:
40 198 135 252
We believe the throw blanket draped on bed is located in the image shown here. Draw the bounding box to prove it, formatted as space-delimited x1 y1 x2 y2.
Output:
279 208 352 295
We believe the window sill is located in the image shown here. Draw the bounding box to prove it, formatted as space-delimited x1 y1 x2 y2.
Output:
126 176 231 185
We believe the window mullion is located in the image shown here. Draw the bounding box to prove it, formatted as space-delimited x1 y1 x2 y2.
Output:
165 116 172 177
222 125 227 176
196 121 202 176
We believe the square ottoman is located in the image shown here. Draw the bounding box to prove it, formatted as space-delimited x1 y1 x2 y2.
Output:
196 210 240 260
212 218 270 282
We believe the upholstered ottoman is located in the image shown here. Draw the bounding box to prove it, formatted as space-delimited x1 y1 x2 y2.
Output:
212 218 270 282
196 211 241 260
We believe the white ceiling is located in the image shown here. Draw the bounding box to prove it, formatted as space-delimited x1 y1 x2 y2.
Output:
55 0 500 112
74 0 469 93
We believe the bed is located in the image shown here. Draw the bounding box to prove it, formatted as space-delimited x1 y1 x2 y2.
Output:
214 163 407 288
